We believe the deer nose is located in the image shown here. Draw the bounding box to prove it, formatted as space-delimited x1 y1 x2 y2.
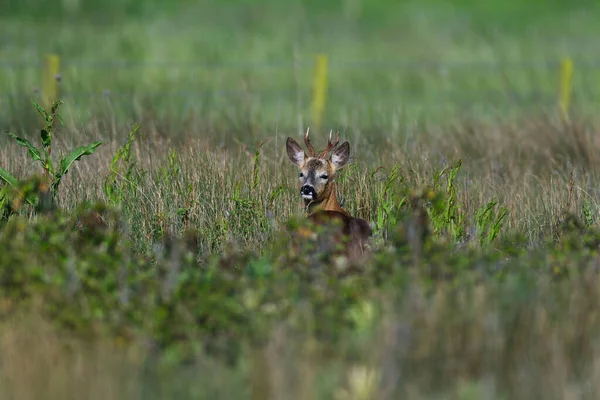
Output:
300 185 316 199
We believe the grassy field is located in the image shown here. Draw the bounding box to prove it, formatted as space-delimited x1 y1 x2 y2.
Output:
3 0 600 399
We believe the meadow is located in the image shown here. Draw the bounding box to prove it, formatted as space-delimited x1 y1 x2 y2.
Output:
3 0 600 398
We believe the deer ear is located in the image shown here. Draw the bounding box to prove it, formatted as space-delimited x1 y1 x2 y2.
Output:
286 137 306 167
330 141 350 171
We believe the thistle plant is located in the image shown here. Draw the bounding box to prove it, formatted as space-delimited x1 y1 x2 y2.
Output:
0 99 102 208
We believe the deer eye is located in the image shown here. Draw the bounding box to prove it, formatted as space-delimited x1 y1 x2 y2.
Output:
320 174 328 180
299 172 304 178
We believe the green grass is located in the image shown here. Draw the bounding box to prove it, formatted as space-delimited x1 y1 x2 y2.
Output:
3 0 600 398
2 0 600 140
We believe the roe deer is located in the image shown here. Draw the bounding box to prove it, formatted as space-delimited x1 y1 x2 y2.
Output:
286 129 372 261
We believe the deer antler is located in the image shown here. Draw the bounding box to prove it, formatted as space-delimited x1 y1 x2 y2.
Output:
319 130 340 158
304 128 317 157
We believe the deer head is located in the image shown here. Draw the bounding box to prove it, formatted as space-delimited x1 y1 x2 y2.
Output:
286 129 350 215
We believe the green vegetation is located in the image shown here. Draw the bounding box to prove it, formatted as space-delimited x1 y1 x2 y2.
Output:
3 0 600 139
2 0 600 399
1 100 102 208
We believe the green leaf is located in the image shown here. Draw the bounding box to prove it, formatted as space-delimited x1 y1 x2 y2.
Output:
6 131 44 164
0 167 18 187
41 129 51 149
31 99 48 121
59 141 103 176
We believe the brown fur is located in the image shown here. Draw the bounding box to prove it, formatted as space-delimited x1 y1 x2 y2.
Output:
286 131 372 261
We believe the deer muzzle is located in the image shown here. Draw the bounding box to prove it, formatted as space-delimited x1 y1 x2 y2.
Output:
300 185 317 200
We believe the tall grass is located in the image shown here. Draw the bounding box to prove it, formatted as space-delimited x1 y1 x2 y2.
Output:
2 113 598 250
3 101 600 398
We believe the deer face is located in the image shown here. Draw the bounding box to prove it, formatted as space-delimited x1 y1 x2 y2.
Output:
286 131 349 203
286 131 372 262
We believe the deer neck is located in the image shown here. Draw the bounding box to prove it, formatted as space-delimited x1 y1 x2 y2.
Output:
305 182 348 216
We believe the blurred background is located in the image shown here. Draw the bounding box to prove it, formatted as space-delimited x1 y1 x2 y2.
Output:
2 0 600 145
